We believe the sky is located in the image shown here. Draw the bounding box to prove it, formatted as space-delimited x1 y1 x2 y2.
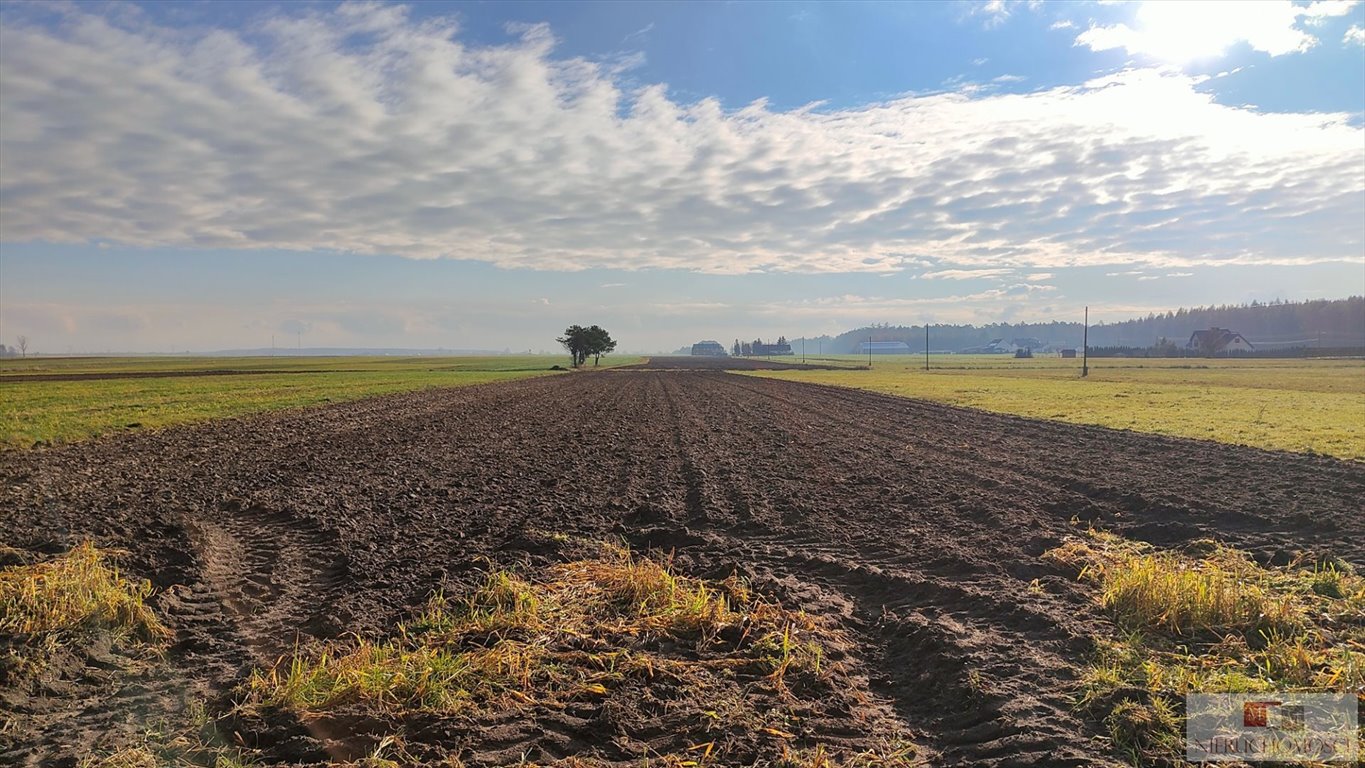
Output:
1 0 1363 354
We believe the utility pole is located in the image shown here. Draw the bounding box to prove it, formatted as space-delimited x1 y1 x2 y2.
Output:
1082 306 1089 378
802 338 806 364
868 335 872 368
925 324 929 372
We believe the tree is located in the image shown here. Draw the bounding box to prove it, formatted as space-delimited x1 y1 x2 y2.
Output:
557 325 591 367
585 325 617 366
557 325 616 367
16 336 28 358
732 339 741 356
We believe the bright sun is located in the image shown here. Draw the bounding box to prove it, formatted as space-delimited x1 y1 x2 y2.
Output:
1129 0 1312 63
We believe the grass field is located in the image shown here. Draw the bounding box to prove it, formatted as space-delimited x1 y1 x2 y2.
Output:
747 356 1365 460
0 355 640 448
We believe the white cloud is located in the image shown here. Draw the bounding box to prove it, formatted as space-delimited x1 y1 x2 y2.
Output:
1346 24 1365 44
599 282 627 288
1024 272 1054 281
1165 271 1194 277
1077 1 1362 61
1050 20 1077 30
970 0 1042 28
992 74 1027 83
0 3 1361 275
920 268 1015 280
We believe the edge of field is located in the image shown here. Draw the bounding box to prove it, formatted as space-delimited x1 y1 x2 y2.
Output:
0 355 642 448
741 356 1365 461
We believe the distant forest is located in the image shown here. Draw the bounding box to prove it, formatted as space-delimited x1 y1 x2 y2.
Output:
796 297 1365 354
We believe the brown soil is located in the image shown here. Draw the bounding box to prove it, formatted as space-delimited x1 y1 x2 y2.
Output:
2 365 1361 766
626 356 860 371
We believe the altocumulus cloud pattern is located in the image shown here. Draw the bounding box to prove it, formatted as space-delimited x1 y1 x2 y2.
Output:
1 2 1361 274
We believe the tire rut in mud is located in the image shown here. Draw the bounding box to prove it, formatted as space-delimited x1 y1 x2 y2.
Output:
175 501 349 663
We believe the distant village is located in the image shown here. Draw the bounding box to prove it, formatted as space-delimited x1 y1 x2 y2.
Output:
691 327 1259 358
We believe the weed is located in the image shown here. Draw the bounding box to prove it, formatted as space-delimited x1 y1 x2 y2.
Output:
1105 698 1181 766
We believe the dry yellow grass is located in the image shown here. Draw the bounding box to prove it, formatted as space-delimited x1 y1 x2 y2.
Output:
0 542 168 641
1046 530 1365 764
248 544 828 717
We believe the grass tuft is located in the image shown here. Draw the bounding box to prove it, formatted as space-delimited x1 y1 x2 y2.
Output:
1047 530 1365 765
0 542 169 642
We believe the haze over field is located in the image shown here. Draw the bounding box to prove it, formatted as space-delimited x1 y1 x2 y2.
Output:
1 1 1363 352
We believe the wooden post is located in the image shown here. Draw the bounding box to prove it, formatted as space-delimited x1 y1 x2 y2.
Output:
1082 306 1089 378
924 324 929 372
868 335 872 368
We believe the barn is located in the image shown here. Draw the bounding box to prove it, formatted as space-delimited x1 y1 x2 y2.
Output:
690 340 728 356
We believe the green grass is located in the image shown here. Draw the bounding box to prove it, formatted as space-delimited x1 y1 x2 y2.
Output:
745 356 1365 460
0 355 641 447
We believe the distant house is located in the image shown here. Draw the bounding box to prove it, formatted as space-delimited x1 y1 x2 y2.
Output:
961 338 1017 354
1186 328 1255 355
1060 348 1077 359
690 340 728 356
858 341 911 354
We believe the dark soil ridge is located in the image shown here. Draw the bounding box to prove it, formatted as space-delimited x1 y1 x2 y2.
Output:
624 356 861 371
2 369 1362 766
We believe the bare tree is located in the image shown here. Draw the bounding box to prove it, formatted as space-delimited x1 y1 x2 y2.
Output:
16 336 27 358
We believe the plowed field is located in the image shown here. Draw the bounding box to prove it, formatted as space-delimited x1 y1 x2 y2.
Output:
3 363 1361 766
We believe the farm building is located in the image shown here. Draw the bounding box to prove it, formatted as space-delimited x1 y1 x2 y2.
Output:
1060 349 1077 358
690 340 728 356
1186 328 1255 354
858 341 911 354
751 337 794 356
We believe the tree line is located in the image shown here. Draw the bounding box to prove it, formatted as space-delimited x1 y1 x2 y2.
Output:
809 297 1364 353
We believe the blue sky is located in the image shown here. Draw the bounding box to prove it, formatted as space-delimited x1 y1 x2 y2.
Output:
1 0 1363 353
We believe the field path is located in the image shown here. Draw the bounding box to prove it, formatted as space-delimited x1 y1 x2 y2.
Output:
3 367 1362 766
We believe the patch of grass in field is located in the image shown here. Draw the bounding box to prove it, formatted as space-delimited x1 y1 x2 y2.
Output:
0 354 644 448
245 544 887 764
746 356 1365 460
0 542 169 642
0 543 170 700
1044 530 1365 765
248 544 826 716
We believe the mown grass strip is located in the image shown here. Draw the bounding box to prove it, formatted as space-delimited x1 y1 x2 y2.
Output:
745 357 1365 460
